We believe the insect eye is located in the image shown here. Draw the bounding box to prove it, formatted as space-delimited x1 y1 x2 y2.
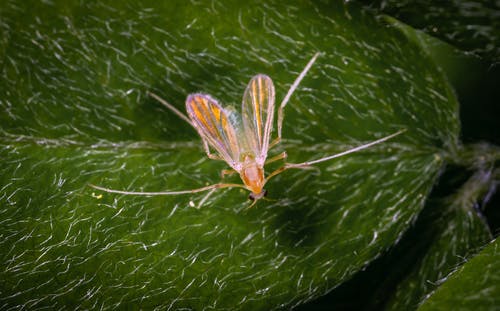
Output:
248 193 255 201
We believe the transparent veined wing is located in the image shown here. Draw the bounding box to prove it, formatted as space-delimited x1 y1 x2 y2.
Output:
186 94 242 170
241 74 276 165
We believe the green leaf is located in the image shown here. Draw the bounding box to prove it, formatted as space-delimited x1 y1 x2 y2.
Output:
384 171 493 311
417 238 500 311
295 167 494 310
362 0 500 63
297 18 499 310
384 15 500 148
0 1 458 309
377 20 494 310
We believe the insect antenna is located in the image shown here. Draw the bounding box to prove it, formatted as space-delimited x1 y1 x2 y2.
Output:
89 183 246 196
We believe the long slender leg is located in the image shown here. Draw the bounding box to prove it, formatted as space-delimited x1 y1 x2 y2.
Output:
247 198 259 209
265 166 288 183
277 52 321 140
265 162 319 182
265 129 406 184
89 182 246 196
269 137 281 149
149 92 224 161
202 140 224 161
197 188 217 209
265 151 287 165
221 169 237 178
287 130 406 168
207 153 224 160
148 92 193 127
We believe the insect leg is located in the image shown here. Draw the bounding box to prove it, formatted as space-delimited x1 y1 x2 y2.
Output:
148 92 193 127
287 130 406 168
264 165 288 183
89 182 246 196
149 92 225 161
220 169 237 178
268 137 281 149
201 140 224 161
197 188 217 209
246 198 259 209
265 151 287 165
277 52 321 139
265 130 406 183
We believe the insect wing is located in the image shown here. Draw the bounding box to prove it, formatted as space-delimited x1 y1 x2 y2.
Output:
241 74 276 165
186 94 241 170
